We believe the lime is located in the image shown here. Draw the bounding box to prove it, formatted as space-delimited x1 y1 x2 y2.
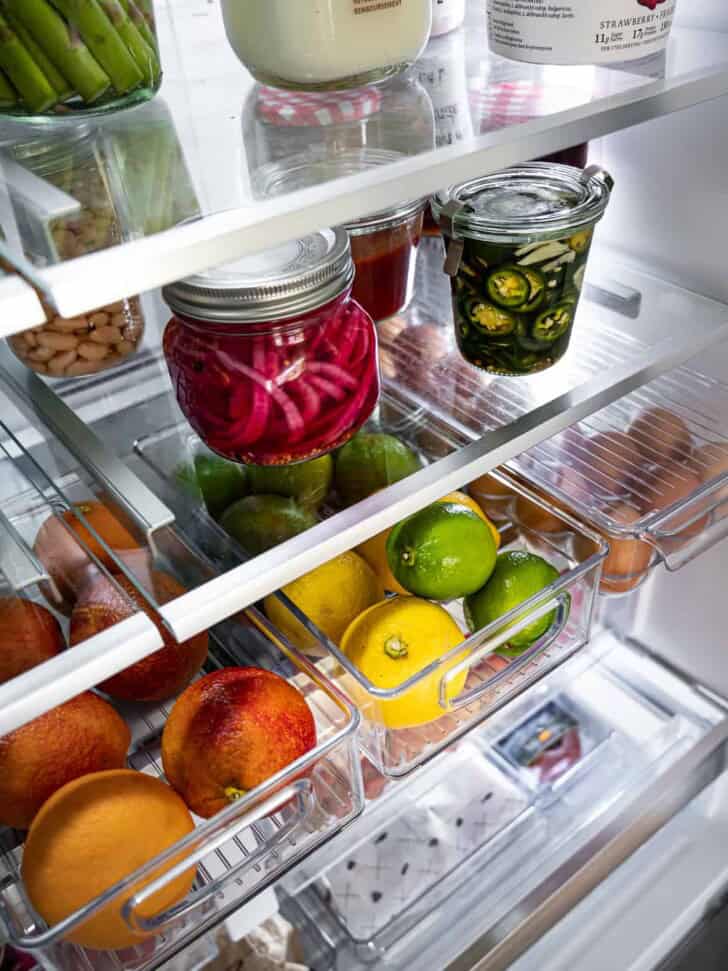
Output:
247 454 333 510
335 434 422 505
463 550 561 655
264 551 384 654
386 501 497 601
219 495 317 556
174 454 247 519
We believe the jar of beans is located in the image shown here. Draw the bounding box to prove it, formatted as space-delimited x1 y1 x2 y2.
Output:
7 298 144 378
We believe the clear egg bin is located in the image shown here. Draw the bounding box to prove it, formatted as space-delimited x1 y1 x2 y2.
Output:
501 351 728 596
285 630 726 968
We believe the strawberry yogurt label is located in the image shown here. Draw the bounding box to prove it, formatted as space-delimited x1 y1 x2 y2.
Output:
487 0 677 65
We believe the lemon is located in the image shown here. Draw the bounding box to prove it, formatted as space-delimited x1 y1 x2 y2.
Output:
357 529 410 596
387 502 497 601
463 550 561 656
264 551 384 654
358 491 499 595
340 597 466 728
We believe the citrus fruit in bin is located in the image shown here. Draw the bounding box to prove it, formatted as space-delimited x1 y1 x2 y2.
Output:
359 492 499 594
440 491 501 548
175 453 247 519
247 454 333 510
22 770 196 951
219 494 317 555
70 567 209 703
0 692 130 829
463 550 561 656
264 551 384 654
335 433 422 505
387 502 497 600
34 500 141 614
340 597 466 729
0 597 64 683
161 668 316 818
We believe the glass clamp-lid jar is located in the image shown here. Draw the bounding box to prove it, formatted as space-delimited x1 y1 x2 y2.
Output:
222 0 432 91
432 162 613 377
162 229 380 466
342 197 426 323
255 150 427 323
0 0 161 119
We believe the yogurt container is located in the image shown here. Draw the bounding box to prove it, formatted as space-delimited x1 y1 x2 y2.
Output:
222 0 432 90
486 0 677 65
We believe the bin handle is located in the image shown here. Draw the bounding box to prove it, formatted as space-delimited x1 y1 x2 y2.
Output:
122 778 312 933
438 592 571 712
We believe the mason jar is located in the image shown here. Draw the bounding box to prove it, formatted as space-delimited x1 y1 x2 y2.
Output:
221 0 432 91
0 0 161 119
432 163 613 376
162 230 380 466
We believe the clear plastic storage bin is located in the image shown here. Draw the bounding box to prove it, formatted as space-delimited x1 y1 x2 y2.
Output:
0 612 362 971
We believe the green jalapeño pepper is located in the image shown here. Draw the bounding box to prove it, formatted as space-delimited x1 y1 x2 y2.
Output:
464 297 517 336
486 266 530 308
532 302 574 343
568 229 592 253
520 267 546 312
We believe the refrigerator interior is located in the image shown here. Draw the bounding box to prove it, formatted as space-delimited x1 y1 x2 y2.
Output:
1 6 728 969
3 228 728 971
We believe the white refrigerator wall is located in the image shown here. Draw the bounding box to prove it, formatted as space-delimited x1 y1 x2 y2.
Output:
596 90 728 305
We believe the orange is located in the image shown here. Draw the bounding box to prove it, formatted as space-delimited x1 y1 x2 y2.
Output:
22 769 196 951
357 490 500 594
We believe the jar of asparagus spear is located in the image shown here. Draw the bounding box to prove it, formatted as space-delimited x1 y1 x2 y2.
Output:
0 0 161 117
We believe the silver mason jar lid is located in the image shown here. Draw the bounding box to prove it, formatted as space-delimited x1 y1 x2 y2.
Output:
254 148 426 235
162 229 354 324
432 162 614 244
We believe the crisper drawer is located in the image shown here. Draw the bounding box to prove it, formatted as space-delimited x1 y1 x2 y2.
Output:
0 421 163 736
0 609 362 971
283 631 728 971
130 393 605 779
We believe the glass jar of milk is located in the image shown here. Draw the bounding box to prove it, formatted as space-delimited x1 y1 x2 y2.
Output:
221 0 432 91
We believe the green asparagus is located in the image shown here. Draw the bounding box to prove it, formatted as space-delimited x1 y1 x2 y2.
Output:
97 0 159 87
117 0 157 54
48 0 143 94
0 68 18 106
4 8 74 100
5 0 111 104
0 11 57 112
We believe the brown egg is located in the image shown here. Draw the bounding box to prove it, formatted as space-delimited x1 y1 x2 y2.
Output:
393 322 450 372
583 431 643 494
600 503 654 595
469 469 513 499
469 469 515 523
691 442 728 518
376 315 408 380
641 464 708 540
515 493 566 534
628 407 693 463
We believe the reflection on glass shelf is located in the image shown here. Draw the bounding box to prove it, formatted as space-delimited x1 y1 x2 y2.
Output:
0 0 726 322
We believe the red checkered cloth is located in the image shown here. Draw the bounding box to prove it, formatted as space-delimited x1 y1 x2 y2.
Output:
256 86 383 127
470 81 586 133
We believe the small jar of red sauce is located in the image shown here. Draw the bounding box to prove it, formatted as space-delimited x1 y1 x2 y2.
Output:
342 198 426 322
162 230 380 466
